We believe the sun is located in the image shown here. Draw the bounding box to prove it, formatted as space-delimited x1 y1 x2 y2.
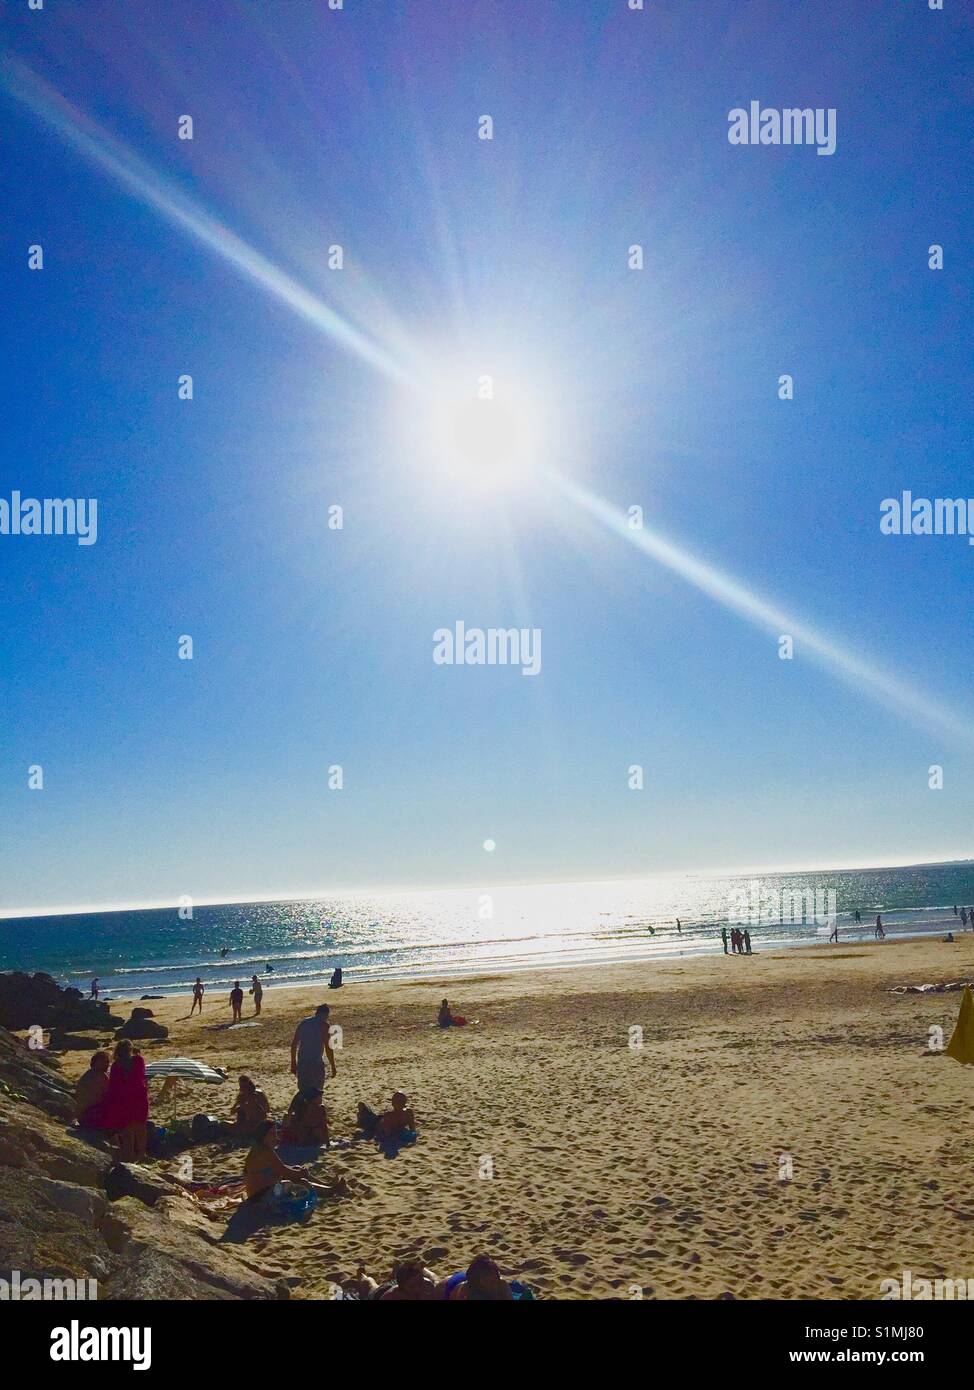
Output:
397 355 553 496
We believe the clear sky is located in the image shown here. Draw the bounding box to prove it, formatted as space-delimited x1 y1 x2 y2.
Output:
2 0 972 916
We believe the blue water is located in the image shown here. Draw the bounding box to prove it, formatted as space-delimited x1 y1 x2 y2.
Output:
1 862 973 1001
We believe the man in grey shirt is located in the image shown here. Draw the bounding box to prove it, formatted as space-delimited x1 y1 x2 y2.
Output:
290 1003 337 1092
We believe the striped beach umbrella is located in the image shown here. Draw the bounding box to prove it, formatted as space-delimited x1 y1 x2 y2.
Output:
144 1057 227 1084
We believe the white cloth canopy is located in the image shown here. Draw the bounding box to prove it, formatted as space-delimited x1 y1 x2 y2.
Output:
144 1057 227 1084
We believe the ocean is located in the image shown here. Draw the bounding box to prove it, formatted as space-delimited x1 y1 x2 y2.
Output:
2 862 973 1002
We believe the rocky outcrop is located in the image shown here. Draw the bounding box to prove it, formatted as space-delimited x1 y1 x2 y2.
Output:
115 1007 168 1041
0 1025 288 1300
0 972 124 1033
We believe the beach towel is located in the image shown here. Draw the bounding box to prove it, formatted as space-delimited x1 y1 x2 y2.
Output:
945 986 974 1065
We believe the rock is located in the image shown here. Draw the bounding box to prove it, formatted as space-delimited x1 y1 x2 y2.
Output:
0 972 124 1033
115 1010 168 1041
34 1175 108 1225
0 1137 29 1168
140 995 164 1001
104 1163 183 1207
100 1196 290 1299
0 1023 75 1120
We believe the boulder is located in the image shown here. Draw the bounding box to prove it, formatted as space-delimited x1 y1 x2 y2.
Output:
0 972 123 1032
104 1162 183 1207
115 1010 168 1041
0 1023 75 1120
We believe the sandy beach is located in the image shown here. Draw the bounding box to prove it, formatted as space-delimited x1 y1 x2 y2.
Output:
60 935 974 1300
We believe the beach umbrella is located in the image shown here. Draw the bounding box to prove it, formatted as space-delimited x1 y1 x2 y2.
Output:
945 987 974 1065
144 1057 227 1084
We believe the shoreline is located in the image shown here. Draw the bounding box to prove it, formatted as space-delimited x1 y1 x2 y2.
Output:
92 915 972 1005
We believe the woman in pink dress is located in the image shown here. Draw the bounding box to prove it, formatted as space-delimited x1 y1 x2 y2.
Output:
100 1039 149 1160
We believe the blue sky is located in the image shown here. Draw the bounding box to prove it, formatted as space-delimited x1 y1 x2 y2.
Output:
1 0 972 915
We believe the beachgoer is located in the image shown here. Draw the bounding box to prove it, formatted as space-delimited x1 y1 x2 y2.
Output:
378 1259 439 1301
676 918 681 934
854 910 861 924
231 1075 270 1138
961 908 968 927
290 1004 337 1092
250 974 263 1015
743 929 752 954
74 1051 110 1126
875 914 884 939
221 947 229 957
329 967 343 989
438 999 468 1027
190 977 205 1015
944 932 956 943
243 1120 322 1203
720 927 728 954
281 1088 329 1146
829 921 839 943
266 962 274 971
375 1091 415 1141
439 1254 515 1302
89 978 99 1001
100 1039 149 1161
230 980 244 1022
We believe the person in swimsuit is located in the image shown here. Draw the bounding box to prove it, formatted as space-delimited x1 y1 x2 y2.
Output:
290 1004 337 1092
230 981 244 1023
190 978 205 1015
439 1254 514 1301
250 974 263 1016
378 1259 439 1301
243 1121 341 1203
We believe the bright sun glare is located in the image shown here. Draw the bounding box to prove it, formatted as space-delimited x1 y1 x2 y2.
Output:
402 358 552 496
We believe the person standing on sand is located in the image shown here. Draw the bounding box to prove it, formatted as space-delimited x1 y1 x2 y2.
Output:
829 920 839 943
89 978 100 1001
290 1003 337 1092
720 927 728 954
100 1039 149 1161
230 981 244 1023
743 929 752 954
190 978 205 1015
250 974 263 1015
875 915 885 939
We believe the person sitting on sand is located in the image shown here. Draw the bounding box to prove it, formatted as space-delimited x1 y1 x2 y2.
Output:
74 1050 110 1127
437 999 468 1028
243 1120 342 1203
230 980 244 1023
190 977 205 1015
250 974 263 1016
281 1088 330 1146
439 1254 515 1301
100 1039 149 1161
329 967 343 989
378 1259 439 1301
231 1075 270 1139
944 932 955 943
356 1092 416 1143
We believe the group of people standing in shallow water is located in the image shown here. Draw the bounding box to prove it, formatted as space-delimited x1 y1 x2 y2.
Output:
721 926 751 954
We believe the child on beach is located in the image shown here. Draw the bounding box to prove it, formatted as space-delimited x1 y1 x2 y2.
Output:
281 1088 330 1146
